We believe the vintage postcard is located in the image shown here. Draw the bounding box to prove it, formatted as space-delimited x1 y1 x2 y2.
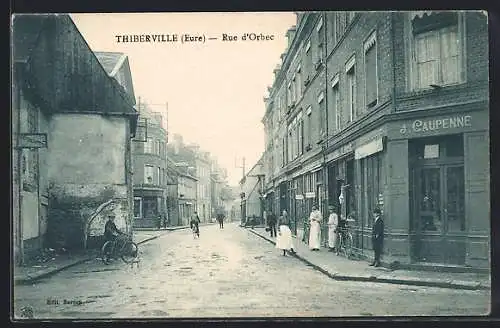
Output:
11 11 490 320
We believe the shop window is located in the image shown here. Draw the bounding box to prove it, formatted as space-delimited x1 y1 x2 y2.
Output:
359 155 382 228
142 196 158 218
134 197 142 218
445 135 464 157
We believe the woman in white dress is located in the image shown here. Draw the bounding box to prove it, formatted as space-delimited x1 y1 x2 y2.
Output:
275 213 295 256
308 205 322 251
327 205 339 252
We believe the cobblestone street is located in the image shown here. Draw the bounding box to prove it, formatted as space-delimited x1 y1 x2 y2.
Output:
14 223 490 319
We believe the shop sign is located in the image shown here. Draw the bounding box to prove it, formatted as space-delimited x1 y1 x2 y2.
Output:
354 137 384 160
295 194 304 200
399 114 472 135
305 192 316 198
326 142 353 162
424 144 439 159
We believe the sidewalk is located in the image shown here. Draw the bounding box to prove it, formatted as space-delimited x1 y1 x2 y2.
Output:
13 228 175 286
247 227 491 291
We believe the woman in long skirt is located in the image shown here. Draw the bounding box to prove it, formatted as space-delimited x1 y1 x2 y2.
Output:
327 205 339 252
275 213 295 256
308 205 322 251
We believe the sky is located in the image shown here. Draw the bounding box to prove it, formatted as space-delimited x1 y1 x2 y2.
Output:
70 12 297 186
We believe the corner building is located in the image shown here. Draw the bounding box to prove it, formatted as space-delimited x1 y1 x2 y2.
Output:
262 11 489 269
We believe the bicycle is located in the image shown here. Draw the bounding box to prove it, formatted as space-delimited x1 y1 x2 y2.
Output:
191 224 200 239
101 234 139 265
336 218 355 259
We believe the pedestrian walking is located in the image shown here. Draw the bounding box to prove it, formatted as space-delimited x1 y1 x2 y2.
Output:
217 212 225 229
190 211 201 237
327 205 339 252
308 204 322 251
267 211 277 237
275 212 295 256
370 207 384 267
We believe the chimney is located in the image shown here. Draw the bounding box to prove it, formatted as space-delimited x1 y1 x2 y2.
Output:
286 25 297 48
273 64 281 78
153 112 163 127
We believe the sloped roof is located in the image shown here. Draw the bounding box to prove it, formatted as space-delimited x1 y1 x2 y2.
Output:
12 14 51 62
94 52 127 76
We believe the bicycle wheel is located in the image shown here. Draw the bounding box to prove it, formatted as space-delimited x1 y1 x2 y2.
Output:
343 233 353 258
101 241 113 265
121 241 139 263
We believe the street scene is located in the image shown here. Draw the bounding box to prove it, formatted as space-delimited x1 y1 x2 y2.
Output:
12 11 491 320
14 223 489 318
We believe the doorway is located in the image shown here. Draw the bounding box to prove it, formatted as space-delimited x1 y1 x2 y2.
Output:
409 135 466 265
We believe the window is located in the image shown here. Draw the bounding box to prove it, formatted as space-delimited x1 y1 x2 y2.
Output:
305 39 312 78
306 106 312 149
134 197 142 218
411 12 464 89
347 11 356 25
296 64 302 99
142 196 158 218
345 57 356 123
315 16 324 65
361 154 382 228
157 167 161 184
330 75 340 133
144 165 155 184
335 12 347 42
144 138 154 153
155 140 161 155
287 83 292 108
364 32 378 108
329 13 337 46
318 92 326 138
297 111 304 155
282 137 286 167
291 76 297 103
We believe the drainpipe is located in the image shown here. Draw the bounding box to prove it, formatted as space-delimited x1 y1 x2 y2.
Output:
322 12 329 245
391 13 397 113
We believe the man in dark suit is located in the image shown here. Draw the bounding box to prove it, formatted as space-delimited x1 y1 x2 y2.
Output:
267 211 277 237
370 207 384 267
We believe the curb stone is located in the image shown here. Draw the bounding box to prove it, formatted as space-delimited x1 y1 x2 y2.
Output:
246 228 489 291
14 234 168 285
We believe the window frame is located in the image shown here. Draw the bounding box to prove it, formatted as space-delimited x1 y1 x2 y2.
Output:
345 56 356 123
363 31 378 109
408 11 466 91
134 197 142 218
144 164 155 184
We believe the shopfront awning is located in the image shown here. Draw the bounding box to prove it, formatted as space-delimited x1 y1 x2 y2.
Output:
354 137 384 160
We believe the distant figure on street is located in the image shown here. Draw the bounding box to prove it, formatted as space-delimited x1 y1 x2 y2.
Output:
267 210 277 238
190 211 201 237
370 207 384 267
308 205 322 251
276 211 295 256
327 205 339 252
217 212 225 229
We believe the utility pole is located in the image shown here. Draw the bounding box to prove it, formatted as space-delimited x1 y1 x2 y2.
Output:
235 156 246 180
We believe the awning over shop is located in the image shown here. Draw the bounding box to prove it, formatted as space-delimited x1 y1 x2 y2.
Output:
354 137 384 160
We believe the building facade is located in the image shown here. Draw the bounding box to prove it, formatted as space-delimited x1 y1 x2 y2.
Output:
239 157 265 225
12 14 138 263
131 105 169 228
176 163 198 226
168 134 213 223
262 11 489 269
